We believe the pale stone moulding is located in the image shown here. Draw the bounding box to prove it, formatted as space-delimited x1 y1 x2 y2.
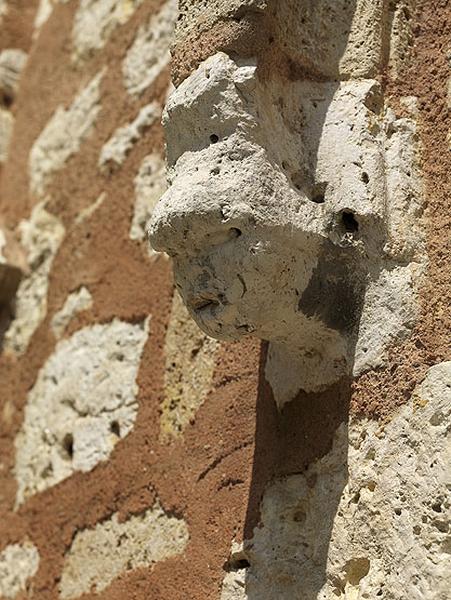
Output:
148 51 425 406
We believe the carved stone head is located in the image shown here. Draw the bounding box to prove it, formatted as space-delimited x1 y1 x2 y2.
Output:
148 52 424 405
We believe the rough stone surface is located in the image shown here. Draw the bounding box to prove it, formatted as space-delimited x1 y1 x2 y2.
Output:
0 542 40 599
50 286 93 339
71 0 143 60
239 362 451 599
148 52 425 405
59 500 189 598
122 0 177 96
3 202 65 355
98 102 160 172
14 318 149 505
29 70 104 197
160 291 219 441
130 152 167 248
0 48 27 99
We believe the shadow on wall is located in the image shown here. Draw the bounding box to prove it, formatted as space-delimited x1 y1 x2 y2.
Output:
241 0 362 596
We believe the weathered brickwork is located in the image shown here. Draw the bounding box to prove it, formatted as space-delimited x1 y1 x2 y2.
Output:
0 1 449 599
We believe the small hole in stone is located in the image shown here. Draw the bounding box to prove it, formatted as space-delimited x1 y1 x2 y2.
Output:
432 502 442 513
341 211 359 232
110 421 121 437
63 433 74 458
2 93 13 108
228 557 250 571
361 172 369 184
229 227 242 239
210 134 219 144
395 508 402 516
311 182 327 204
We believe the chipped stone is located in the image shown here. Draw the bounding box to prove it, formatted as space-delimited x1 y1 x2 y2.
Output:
29 70 104 197
122 0 178 96
14 318 149 505
130 152 167 248
0 542 40 600
160 291 219 441
72 0 143 60
51 286 93 339
4 203 65 355
98 102 160 172
149 52 426 405
241 362 451 598
59 500 189 598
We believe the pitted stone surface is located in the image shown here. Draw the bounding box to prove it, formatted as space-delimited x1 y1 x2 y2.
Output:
29 70 104 197
14 318 149 505
98 102 160 171
239 362 451 599
51 286 93 339
130 152 167 248
4 203 65 355
0 542 40 599
149 52 425 404
59 501 189 598
122 0 177 96
72 0 143 60
160 291 219 441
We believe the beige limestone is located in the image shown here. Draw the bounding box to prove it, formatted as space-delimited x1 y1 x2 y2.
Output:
237 362 451 599
122 0 178 96
29 70 104 197
4 202 65 355
160 291 219 441
98 102 160 172
59 501 189 598
148 52 425 405
14 318 149 505
0 542 40 600
72 0 143 60
51 286 93 339
130 152 167 248
0 49 27 163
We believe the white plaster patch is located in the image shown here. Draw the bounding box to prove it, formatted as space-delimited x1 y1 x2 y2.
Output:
3 203 65 355
59 500 189 598
160 291 219 441
51 286 93 339
122 0 178 96
29 70 104 198
241 362 451 599
14 318 149 506
72 0 143 60
130 152 167 247
0 542 40 600
98 102 160 172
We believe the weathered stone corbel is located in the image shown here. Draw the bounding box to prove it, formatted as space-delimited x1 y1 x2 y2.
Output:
148 50 425 406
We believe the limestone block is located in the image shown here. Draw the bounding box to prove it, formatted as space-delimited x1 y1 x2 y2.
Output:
129 152 167 249
14 318 149 505
122 0 178 97
0 542 40 600
72 0 143 60
98 102 160 172
0 49 27 100
0 106 13 163
388 0 417 80
148 53 426 404
160 291 219 441
239 362 451 599
50 286 93 339
59 500 189 598
3 203 65 355
29 70 104 197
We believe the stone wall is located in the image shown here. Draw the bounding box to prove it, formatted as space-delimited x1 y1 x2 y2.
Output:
0 1 449 599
